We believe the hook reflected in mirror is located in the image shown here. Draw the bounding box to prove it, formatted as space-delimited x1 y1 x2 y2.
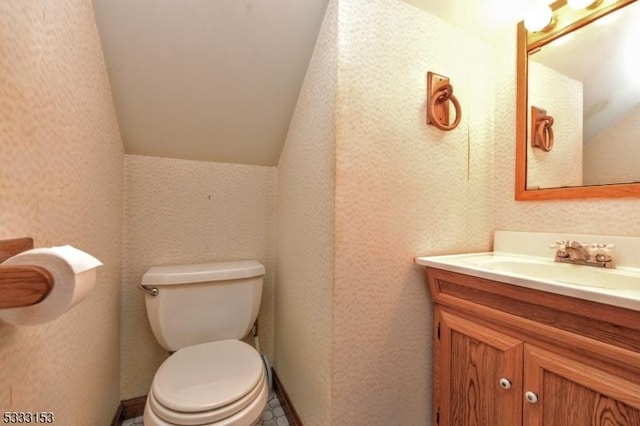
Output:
531 106 554 152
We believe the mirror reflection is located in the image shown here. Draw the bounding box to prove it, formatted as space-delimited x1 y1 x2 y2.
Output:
526 0 640 190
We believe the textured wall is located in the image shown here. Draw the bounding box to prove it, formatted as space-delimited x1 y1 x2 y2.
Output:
494 30 640 236
274 0 336 423
527 61 583 189
121 155 276 398
0 1 124 424
332 0 495 424
275 0 496 423
584 104 640 185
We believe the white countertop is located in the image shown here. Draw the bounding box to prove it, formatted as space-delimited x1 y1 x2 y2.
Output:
416 231 640 312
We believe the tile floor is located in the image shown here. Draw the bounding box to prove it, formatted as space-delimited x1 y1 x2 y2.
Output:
257 393 290 426
122 417 143 426
122 393 289 426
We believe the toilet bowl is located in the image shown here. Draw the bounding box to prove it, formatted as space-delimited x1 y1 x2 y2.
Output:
140 261 268 426
144 340 268 426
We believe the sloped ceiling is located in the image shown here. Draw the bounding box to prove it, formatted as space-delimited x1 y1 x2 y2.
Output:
532 2 640 143
93 0 538 166
92 0 330 166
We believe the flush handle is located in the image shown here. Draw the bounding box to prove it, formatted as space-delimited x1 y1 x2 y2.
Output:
138 284 159 296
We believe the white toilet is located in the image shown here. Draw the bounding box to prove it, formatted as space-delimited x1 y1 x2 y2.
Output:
140 260 269 426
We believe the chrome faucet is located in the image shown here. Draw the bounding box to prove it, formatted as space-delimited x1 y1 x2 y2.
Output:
551 240 616 268
564 241 591 261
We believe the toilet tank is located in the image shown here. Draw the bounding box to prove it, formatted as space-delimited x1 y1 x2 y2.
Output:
141 260 265 351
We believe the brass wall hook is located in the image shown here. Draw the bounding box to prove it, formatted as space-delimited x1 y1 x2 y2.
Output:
426 71 462 131
531 106 554 151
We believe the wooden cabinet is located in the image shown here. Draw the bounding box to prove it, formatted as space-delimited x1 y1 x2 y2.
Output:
427 267 640 426
523 345 640 426
437 309 522 425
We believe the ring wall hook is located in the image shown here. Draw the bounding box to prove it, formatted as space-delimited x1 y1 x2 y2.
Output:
531 106 554 151
426 72 462 131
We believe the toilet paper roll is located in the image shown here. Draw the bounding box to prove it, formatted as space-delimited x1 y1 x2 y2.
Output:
0 246 103 325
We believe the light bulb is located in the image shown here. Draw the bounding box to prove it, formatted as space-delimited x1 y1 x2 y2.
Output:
524 4 553 32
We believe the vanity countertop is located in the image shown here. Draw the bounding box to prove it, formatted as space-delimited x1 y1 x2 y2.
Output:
416 231 640 312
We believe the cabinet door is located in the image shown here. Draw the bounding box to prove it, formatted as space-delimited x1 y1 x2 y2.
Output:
524 344 640 426
436 308 523 426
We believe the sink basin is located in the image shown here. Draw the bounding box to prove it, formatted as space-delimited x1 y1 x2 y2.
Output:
461 254 640 290
416 252 640 311
415 231 640 312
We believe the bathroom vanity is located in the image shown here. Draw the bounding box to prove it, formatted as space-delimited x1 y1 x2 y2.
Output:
416 231 640 426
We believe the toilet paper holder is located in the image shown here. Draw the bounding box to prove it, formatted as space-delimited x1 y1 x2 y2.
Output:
0 238 54 309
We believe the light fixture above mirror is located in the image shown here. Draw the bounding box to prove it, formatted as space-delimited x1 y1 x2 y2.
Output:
524 0 606 33
516 0 640 200
567 0 602 9
524 3 554 32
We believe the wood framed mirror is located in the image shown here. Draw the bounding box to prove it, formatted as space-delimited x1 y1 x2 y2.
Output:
516 0 640 200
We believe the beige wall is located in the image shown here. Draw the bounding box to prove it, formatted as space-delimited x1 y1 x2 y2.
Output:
274 0 337 424
4 1 639 425
121 155 276 398
527 61 583 189
276 0 495 424
584 104 640 185
494 30 640 235
0 1 124 424
332 0 494 424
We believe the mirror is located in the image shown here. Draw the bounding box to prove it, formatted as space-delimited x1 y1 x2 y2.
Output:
516 0 640 200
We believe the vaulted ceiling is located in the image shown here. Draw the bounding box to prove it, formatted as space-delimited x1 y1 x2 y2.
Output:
92 0 541 166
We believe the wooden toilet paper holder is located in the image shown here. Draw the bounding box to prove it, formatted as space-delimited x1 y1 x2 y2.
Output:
0 238 53 309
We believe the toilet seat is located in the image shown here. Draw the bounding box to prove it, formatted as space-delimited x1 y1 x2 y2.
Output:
144 380 268 426
149 369 265 425
145 339 267 426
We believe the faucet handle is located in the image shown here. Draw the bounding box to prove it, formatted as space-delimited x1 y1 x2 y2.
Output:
593 243 615 261
593 243 616 251
550 240 568 257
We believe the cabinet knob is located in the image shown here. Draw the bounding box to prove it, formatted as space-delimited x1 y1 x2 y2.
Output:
499 378 512 389
525 391 539 404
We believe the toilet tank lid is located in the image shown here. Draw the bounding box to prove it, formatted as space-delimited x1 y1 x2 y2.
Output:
141 260 265 286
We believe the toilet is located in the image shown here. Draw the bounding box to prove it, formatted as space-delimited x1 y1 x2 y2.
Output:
140 260 269 426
